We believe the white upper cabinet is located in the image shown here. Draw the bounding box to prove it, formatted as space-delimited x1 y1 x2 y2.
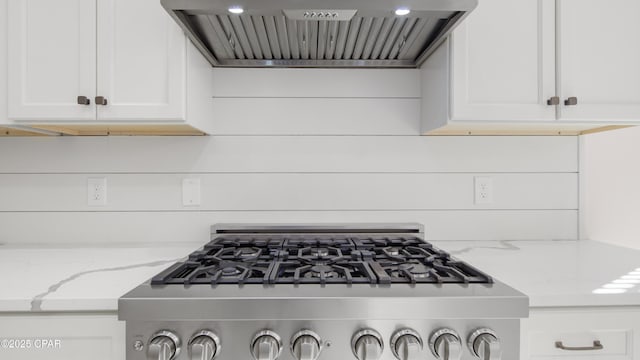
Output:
8 0 97 121
422 0 640 135
557 0 640 122
6 0 202 126
450 0 556 122
96 0 186 121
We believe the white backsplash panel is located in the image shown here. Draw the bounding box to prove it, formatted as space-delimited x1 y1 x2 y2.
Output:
0 135 578 244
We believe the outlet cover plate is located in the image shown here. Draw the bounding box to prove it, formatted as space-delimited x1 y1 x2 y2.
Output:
87 178 107 206
474 176 493 204
182 178 201 206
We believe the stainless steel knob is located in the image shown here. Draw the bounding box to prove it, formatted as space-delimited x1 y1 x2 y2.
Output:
189 330 220 360
251 330 282 360
291 330 322 360
390 329 422 360
468 329 501 360
429 329 462 360
352 329 383 360
147 330 180 360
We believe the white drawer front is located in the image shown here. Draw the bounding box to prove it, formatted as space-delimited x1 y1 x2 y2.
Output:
530 329 630 358
523 308 640 360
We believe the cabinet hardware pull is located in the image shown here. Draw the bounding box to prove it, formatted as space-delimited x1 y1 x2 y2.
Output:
555 340 603 351
95 96 108 105
547 96 560 105
564 97 578 106
77 96 90 105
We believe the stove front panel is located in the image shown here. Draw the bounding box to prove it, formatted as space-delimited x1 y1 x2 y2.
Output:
125 318 520 360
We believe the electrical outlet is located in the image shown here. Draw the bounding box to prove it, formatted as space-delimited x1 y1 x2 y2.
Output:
182 178 201 206
87 178 107 206
474 176 493 204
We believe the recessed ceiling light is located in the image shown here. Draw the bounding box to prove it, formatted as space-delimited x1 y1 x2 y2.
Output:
395 8 410 16
228 6 244 14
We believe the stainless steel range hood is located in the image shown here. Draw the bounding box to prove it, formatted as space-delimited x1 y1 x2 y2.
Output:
161 0 477 68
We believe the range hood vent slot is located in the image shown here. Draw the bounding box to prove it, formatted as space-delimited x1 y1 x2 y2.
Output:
162 0 477 68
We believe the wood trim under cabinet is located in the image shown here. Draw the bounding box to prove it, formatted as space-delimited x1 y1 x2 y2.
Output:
28 124 206 136
424 124 635 136
0 126 51 136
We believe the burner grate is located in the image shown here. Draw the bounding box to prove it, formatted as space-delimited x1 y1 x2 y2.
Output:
151 236 492 286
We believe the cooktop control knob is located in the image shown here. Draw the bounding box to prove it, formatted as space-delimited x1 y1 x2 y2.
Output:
468 329 501 360
147 330 181 360
390 329 423 360
291 330 322 360
189 330 220 360
429 329 462 360
251 330 283 360
352 329 384 360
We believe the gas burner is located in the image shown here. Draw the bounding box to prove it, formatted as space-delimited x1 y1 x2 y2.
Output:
186 262 251 284
152 259 273 285
236 247 262 258
221 266 242 276
267 261 378 285
384 247 401 256
310 248 329 257
298 246 343 260
304 265 340 279
398 262 432 279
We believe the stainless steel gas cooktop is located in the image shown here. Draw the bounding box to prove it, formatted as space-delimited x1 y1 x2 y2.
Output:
151 231 492 286
119 223 528 360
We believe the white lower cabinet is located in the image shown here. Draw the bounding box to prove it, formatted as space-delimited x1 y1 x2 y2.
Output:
0 0 8 126
522 307 640 360
0 314 124 360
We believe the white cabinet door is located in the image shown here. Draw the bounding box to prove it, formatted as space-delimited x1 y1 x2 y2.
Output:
0 314 124 360
0 0 7 124
7 0 97 121
96 0 186 121
558 0 640 121
450 0 556 122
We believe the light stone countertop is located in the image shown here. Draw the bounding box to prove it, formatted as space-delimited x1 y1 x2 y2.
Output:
0 243 201 312
433 239 640 308
0 240 639 312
